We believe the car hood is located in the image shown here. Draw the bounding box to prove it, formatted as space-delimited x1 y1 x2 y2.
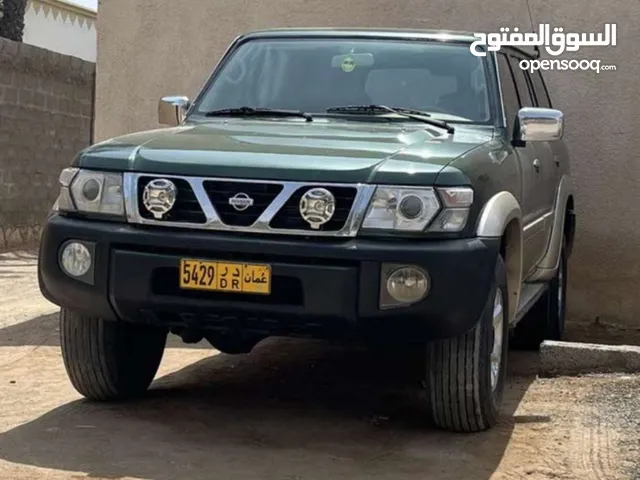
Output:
76 119 495 185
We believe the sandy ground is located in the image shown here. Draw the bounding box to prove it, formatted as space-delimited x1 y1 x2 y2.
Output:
0 251 57 329
1 251 639 480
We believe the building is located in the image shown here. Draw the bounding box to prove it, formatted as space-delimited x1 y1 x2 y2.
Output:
23 0 96 62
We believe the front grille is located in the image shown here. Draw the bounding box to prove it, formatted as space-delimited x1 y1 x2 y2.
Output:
127 173 371 237
203 180 283 227
269 186 358 231
138 176 206 223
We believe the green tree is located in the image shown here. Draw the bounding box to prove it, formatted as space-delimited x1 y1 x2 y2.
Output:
0 0 28 42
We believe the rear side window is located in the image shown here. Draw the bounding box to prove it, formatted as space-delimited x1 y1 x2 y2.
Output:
510 59 535 107
530 70 552 108
496 54 520 133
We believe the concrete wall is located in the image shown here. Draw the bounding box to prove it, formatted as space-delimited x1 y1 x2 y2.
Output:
94 0 639 330
0 38 94 251
23 0 98 62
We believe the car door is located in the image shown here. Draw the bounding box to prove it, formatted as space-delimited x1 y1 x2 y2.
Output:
529 68 563 193
511 54 557 273
496 53 543 277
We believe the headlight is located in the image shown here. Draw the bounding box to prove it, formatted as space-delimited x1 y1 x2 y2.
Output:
361 185 473 233
55 168 125 217
361 187 441 231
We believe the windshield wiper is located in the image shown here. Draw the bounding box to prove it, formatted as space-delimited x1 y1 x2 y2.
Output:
203 106 313 122
326 104 454 134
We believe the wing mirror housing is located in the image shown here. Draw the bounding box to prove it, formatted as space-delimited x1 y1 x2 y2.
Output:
158 96 190 126
515 107 564 142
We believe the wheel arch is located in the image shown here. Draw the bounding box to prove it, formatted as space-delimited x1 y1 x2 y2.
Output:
476 191 523 324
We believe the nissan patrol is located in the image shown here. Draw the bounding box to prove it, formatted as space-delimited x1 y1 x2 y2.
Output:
38 28 576 433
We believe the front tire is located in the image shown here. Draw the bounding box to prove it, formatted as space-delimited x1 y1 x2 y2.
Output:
425 255 509 433
60 309 168 401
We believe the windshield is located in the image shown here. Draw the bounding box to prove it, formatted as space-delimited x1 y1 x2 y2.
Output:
193 37 492 124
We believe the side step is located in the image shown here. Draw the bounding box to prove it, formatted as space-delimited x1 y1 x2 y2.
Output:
513 283 548 325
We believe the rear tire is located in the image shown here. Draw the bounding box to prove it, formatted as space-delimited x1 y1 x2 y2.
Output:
424 254 509 433
60 309 168 401
511 238 567 350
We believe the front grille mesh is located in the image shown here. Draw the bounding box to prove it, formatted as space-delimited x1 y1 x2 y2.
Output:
203 180 282 227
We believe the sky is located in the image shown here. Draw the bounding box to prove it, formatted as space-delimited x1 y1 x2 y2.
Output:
67 0 98 12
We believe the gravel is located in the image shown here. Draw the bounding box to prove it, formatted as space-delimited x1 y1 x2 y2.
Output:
582 374 640 480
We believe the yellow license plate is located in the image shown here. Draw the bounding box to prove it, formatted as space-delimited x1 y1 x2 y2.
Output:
179 259 271 295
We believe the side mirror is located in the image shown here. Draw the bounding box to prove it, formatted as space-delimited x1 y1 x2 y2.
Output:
158 96 190 126
515 107 564 142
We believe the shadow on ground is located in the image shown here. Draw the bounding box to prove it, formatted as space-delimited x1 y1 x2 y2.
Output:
5 312 637 350
0 250 39 279
0 313 210 349
0 249 38 258
0 250 38 260
0 335 540 480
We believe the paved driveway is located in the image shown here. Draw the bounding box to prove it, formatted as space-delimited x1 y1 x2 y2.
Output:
0 251 638 480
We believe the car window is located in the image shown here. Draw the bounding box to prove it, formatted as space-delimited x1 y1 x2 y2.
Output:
510 58 535 108
530 70 552 108
496 53 520 133
363 63 489 122
194 38 492 123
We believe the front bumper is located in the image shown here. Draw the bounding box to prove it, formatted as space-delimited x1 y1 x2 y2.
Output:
38 214 500 342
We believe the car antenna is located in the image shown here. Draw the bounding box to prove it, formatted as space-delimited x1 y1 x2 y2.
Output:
525 0 542 59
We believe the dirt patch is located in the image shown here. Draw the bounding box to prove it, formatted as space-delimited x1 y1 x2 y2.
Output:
0 333 638 480
0 251 57 330
582 375 640 479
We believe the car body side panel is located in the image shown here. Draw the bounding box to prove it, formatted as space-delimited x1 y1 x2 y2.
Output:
527 173 574 282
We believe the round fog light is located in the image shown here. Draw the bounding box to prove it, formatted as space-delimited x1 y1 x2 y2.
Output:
60 242 92 277
386 267 429 304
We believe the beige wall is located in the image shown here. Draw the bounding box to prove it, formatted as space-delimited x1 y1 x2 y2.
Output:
95 0 639 330
0 38 94 252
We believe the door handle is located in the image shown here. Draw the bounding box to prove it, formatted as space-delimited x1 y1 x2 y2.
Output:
533 158 540 171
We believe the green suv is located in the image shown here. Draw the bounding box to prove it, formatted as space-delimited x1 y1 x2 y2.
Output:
38 28 576 433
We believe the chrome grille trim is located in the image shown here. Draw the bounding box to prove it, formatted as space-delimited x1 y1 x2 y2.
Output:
123 172 377 237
